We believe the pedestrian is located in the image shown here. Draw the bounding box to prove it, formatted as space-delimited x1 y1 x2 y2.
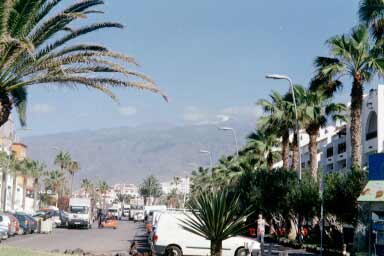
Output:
97 208 102 228
256 214 268 244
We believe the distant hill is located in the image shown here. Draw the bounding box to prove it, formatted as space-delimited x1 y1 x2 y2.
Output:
23 121 255 186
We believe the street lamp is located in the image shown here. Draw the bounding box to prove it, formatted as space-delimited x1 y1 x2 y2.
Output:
266 74 302 182
199 150 213 170
218 127 239 157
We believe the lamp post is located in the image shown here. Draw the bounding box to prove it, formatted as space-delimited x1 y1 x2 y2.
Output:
265 74 302 182
199 150 213 171
218 127 239 157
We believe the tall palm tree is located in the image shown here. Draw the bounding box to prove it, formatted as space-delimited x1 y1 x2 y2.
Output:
28 160 46 210
10 153 22 210
0 151 10 211
314 24 384 168
67 160 80 196
54 151 71 173
98 180 109 209
19 159 33 210
296 85 346 179
139 175 162 206
245 129 281 171
0 0 166 128
81 178 93 198
44 170 65 205
359 0 384 41
258 91 295 169
180 189 254 256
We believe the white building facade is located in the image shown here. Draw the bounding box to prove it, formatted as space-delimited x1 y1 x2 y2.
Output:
282 84 384 172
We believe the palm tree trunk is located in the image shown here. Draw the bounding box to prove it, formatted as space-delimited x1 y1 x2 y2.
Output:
282 130 290 169
70 173 74 197
1 170 7 211
308 130 319 181
11 173 17 210
22 175 27 210
267 153 274 172
0 90 12 128
33 178 39 210
291 132 299 170
350 76 363 168
211 240 223 256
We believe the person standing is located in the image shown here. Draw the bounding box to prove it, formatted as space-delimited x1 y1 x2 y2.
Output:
257 214 267 244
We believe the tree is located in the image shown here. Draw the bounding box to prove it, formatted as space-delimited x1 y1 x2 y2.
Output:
44 170 65 206
0 151 10 211
0 0 166 128
67 160 80 196
139 175 162 206
258 91 295 169
81 178 93 198
359 0 384 41
245 128 280 171
180 189 254 256
98 181 109 209
296 85 346 179
10 153 23 210
314 24 384 168
28 160 46 210
190 167 212 196
54 151 71 173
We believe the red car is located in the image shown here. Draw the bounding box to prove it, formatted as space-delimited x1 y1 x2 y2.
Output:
6 214 19 235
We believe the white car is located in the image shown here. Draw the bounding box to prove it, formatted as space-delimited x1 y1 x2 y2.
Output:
152 212 260 256
0 214 14 237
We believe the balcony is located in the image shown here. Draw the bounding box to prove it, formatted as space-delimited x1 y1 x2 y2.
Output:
366 131 377 141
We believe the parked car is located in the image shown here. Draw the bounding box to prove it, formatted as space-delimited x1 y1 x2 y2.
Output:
100 216 118 229
133 211 145 223
152 212 260 256
5 213 19 235
13 213 31 235
0 215 9 239
0 213 16 236
24 214 38 233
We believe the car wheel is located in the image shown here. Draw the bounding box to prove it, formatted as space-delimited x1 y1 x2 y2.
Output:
235 247 249 256
165 245 182 256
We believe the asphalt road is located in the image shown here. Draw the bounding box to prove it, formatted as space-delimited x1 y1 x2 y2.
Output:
3 221 147 255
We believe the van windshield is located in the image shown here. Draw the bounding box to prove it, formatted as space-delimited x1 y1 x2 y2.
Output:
70 206 88 214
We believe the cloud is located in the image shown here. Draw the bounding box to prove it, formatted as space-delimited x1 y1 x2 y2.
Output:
118 106 137 116
31 104 55 114
182 105 262 125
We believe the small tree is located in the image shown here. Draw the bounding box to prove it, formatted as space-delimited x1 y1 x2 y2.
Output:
181 189 254 256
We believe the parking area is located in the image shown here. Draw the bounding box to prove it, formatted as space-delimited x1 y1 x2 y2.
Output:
2 221 146 255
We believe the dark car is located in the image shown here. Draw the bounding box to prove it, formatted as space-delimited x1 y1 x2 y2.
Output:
23 214 38 233
13 213 31 235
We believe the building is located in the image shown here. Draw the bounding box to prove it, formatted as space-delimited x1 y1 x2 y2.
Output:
161 177 190 195
112 183 139 198
275 84 384 172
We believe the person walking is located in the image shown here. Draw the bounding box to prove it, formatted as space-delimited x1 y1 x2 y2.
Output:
257 214 267 244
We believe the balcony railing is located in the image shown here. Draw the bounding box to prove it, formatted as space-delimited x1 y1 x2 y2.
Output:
366 131 377 141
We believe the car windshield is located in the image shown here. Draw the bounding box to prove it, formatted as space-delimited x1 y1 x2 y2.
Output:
70 206 88 214
109 209 117 212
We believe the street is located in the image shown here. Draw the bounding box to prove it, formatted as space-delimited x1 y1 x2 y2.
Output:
3 221 147 255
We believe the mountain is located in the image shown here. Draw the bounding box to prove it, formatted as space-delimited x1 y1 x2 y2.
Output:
23 121 255 186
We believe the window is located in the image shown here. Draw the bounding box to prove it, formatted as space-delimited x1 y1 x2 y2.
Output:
366 111 378 141
338 143 346 154
326 147 333 158
301 162 305 169
327 164 334 171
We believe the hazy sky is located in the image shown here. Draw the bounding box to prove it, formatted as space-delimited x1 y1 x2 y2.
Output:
18 0 365 136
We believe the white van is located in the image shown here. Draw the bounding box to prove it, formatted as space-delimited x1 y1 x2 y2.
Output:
152 212 260 256
68 198 92 229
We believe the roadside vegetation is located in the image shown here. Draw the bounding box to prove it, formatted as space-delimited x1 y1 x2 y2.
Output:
0 246 65 256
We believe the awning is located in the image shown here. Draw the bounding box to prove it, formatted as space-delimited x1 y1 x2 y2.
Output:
358 180 384 202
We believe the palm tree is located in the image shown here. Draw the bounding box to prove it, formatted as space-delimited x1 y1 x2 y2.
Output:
44 170 65 206
180 189 254 256
245 129 281 171
190 167 212 196
258 91 295 169
98 181 109 209
314 24 384 168
28 160 46 210
19 159 33 210
139 175 162 206
0 151 10 211
359 0 384 41
10 153 22 210
67 160 80 196
0 0 166 128
54 151 71 173
296 85 346 179
81 178 93 198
